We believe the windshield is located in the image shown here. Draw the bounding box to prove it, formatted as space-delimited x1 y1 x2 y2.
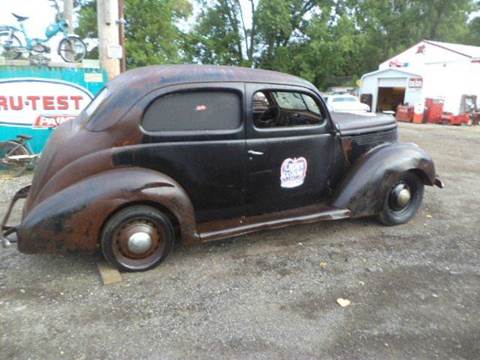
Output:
272 91 321 115
84 88 110 117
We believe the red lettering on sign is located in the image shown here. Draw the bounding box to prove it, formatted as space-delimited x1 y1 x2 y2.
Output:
0 96 8 110
43 96 55 110
26 95 40 110
57 96 68 110
70 95 82 110
0 95 87 111
9 96 23 110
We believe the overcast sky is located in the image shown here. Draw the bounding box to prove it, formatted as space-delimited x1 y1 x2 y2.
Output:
0 0 55 37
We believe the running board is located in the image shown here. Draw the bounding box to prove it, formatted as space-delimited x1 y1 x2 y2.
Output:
198 205 351 243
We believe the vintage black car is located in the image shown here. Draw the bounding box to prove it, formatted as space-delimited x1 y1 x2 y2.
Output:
1 65 443 271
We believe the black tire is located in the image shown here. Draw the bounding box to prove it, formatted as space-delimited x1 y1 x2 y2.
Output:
0 32 22 60
101 205 175 272
0 141 30 177
58 36 86 63
378 172 424 226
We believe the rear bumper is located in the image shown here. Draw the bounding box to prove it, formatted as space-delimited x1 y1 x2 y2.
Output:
1 185 30 248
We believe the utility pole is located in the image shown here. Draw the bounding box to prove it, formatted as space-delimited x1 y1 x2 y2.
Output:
97 0 121 79
63 0 74 34
118 0 126 73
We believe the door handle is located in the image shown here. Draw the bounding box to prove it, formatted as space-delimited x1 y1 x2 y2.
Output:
248 150 264 156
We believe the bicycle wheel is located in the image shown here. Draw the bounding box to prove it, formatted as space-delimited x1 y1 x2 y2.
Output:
0 32 22 60
0 141 30 177
58 36 86 63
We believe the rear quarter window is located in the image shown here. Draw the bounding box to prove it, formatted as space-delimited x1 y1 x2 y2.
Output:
142 91 241 132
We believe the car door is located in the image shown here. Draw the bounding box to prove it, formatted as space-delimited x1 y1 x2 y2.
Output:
134 83 247 222
245 83 336 215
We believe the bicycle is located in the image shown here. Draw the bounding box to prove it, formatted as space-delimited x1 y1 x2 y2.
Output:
0 0 86 64
0 134 39 177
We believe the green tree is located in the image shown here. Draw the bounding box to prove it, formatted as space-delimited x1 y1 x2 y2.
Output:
293 12 369 88
76 1 97 39
77 0 480 89
254 0 333 70
77 0 192 68
185 0 255 66
466 12 480 45
186 0 336 70
298 0 479 88
350 0 477 64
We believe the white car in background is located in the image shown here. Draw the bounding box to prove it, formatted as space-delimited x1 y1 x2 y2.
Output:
324 94 370 113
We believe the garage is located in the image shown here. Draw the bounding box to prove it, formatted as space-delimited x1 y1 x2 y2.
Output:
360 40 480 115
359 68 421 114
377 87 406 112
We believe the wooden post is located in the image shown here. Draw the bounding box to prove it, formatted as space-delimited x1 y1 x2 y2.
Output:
118 0 126 72
63 0 74 34
97 0 121 80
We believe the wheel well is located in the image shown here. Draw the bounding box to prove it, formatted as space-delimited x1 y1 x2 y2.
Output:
408 168 434 186
98 201 182 248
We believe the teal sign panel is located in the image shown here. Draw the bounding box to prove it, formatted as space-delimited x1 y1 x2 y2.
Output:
0 66 107 153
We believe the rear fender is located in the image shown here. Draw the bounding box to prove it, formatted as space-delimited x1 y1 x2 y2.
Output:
0 25 19 33
17 167 198 253
331 142 438 217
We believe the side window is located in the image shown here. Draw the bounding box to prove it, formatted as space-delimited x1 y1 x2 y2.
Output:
253 90 324 129
142 90 241 132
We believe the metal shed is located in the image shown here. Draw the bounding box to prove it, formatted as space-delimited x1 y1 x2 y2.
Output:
360 40 480 115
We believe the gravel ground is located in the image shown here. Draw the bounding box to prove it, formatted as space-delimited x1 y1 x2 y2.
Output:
1 122 479 360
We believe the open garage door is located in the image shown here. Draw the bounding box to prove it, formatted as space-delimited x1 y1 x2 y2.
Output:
377 87 406 113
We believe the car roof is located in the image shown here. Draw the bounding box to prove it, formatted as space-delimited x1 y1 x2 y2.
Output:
108 64 316 93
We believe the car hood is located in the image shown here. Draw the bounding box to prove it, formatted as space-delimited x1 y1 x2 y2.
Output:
332 103 367 112
331 112 397 136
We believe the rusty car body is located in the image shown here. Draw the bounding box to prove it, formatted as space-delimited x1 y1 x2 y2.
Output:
1 65 443 271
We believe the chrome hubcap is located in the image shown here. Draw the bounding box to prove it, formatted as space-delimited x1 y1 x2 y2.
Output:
390 184 412 210
127 232 152 254
397 188 411 207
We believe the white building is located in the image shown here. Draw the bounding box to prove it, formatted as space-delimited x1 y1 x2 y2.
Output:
360 40 480 114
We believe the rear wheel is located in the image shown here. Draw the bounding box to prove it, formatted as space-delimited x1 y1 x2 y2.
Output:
378 172 424 225
0 32 22 60
101 206 175 272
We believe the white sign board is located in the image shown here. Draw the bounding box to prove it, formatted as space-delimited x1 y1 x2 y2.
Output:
0 79 93 128
107 45 123 59
408 77 423 88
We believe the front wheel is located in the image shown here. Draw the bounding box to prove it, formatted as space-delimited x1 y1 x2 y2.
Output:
0 141 30 177
101 206 175 272
378 172 424 226
58 36 86 63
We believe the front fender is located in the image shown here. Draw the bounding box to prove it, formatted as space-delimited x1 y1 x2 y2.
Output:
331 142 439 217
17 167 198 254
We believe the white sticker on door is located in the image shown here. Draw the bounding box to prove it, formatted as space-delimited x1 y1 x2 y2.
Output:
280 157 307 188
